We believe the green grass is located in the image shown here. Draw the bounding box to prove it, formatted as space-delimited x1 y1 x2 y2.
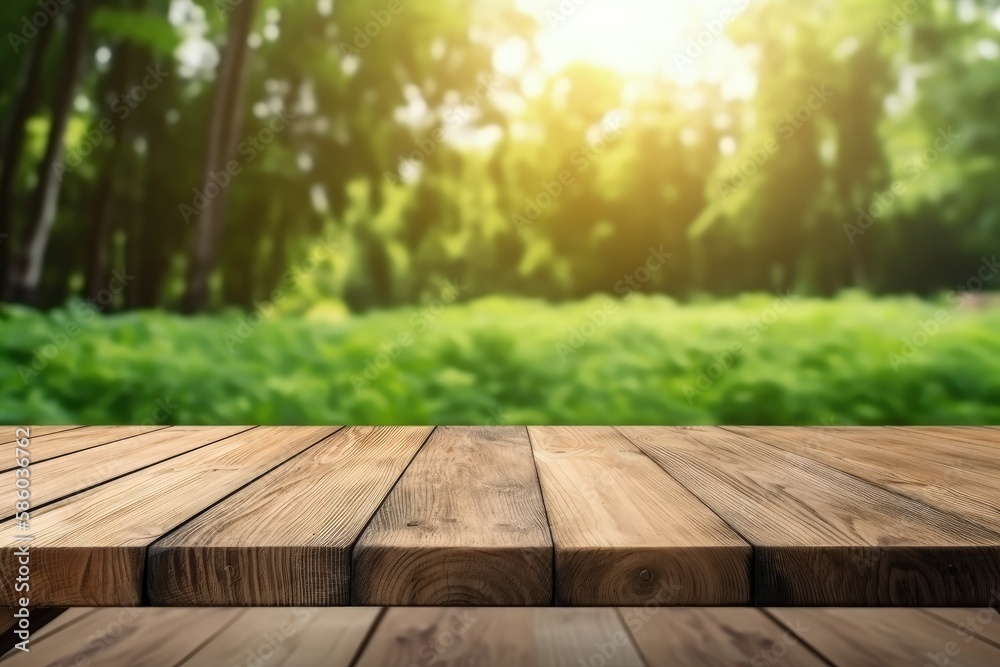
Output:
2 293 999 425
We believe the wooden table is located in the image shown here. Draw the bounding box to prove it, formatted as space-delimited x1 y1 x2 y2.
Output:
3 426 1000 608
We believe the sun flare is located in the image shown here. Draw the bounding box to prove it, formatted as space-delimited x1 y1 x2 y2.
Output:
512 0 754 86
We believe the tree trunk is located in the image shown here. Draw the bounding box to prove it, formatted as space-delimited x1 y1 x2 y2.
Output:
85 33 138 302
0 15 56 299
182 0 256 314
12 0 92 305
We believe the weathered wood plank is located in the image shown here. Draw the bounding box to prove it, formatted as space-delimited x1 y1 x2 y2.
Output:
147 426 431 606
924 607 1000 645
0 425 168 473
0 427 339 606
0 426 252 518
728 426 1000 536
2 426 81 444
353 426 552 606
770 608 1000 666
625 608 827 666
529 426 751 606
181 608 381 666
0 609 241 666
618 426 1000 606
815 427 1000 479
355 608 645 667
889 426 1000 446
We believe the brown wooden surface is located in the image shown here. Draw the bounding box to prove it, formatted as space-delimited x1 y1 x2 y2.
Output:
2 425 999 607
529 426 750 605
147 426 431 606
0 425 167 473
729 426 1000 535
0 427 339 606
0 426 252 518
625 607 828 666
618 426 1000 606
353 426 553 606
770 607 1000 666
6 607 1000 665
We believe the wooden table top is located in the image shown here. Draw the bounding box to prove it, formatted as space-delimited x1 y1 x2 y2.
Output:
3 425 999 608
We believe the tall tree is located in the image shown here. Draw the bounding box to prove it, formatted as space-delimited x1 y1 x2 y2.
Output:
182 0 256 313
12 0 92 304
0 15 57 299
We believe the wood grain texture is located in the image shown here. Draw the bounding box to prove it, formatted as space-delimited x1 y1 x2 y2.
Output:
618 426 1000 606
0 608 241 666
0 427 339 606
0 425 169 473
529 426 751 606
890 426 1000 447
355 608 644 667
181 608 380 666
147 426 432 606
729 426 1000 535
353 426 553 606
625 608 827 666
3 426 81 444
1 608 88 659
813 427 1000 480
924 607 1000 646
770 608 1000 667
0 426 252 518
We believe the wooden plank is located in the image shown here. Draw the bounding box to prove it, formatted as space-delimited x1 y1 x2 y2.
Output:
0 426 253 518
1 608 88 658
0 426 339 606
624 608 827 666
618 426 1000 606
353 426 553 606
890 426 1000 447
2 426 81 444
924 607 1000 646
728 427 1000 536
147 426 432 606
529 426 751 606
813 427 1000 480
0 608 242 666
770 608 1000 666
355 608 645 666
181 608 381 666
0 425 169 473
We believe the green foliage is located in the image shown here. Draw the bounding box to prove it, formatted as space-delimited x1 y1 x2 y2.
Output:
3 296 998 425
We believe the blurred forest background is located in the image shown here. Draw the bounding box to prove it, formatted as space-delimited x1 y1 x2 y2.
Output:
1 0 998 424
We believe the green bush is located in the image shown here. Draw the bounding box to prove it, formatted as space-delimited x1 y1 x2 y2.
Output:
2 293 999 425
